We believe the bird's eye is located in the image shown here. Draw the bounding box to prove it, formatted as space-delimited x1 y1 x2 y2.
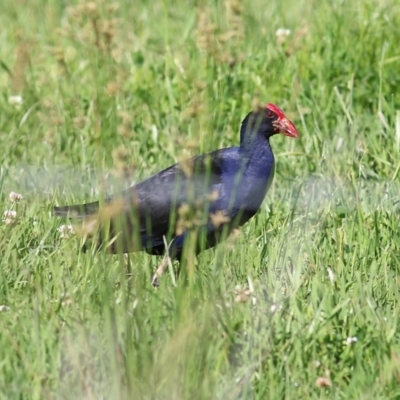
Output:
267 110 275 118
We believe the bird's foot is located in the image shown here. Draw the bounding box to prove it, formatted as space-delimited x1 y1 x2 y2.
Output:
151 256 171 288
151 275 159 288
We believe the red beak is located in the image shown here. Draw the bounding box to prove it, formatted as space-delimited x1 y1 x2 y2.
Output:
277 118 299 138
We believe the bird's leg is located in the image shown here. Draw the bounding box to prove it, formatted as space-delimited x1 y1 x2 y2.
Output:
125 253 132 276
151 256 171 287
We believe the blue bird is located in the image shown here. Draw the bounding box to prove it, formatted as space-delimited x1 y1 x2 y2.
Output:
54 103 299 285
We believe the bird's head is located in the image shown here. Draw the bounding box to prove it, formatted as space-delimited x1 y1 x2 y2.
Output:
240 103 299 144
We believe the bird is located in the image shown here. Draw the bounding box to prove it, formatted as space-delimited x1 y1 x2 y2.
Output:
54 103 299 286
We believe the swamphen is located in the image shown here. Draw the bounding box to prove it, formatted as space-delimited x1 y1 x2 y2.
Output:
54 103 299 285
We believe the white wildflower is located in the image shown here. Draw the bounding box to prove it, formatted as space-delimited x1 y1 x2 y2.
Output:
346 336 358 346
275 28 291 37
275 28 291 45
0 305 10 312
3 210 17 225
58 224 74 239
3 210 17 219
8 95 23 107
9 191 23 202
234 285 252 303
315 376 331 388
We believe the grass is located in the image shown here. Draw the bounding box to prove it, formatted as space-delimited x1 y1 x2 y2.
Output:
0 0 400 398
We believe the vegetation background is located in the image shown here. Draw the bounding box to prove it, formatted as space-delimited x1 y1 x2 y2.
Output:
1 0 400 398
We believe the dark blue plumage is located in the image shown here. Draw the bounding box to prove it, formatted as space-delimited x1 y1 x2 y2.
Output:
54 103 298 283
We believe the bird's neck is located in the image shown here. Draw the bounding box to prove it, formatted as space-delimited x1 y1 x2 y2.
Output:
239 132 272 159
238 132 275 189
233 132 275 216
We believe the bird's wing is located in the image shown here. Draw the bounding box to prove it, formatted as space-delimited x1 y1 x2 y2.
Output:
117 150 231 240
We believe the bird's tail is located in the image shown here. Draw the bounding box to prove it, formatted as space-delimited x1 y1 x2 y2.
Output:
53 201 100 220
54 199 125 242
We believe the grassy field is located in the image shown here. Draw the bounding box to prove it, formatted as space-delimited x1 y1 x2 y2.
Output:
1 0 400 398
